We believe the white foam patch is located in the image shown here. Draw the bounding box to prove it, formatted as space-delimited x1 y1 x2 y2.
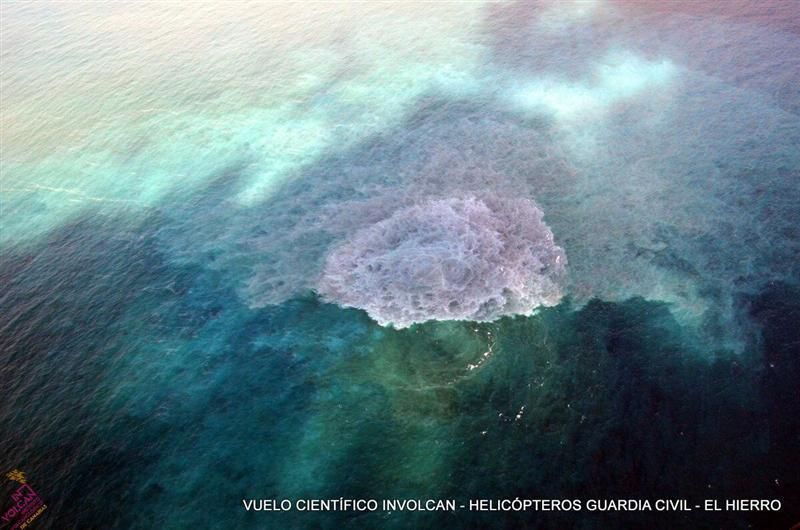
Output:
317 196 566 328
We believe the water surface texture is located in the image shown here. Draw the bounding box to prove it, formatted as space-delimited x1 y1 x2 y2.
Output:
1 1 799 529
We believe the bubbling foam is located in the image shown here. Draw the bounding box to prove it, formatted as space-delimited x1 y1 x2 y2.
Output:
316 196 566 328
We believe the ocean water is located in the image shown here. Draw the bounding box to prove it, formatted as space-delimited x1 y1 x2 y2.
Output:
1 1 799 529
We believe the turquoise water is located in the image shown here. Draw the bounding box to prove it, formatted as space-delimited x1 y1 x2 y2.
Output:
1 2 799 528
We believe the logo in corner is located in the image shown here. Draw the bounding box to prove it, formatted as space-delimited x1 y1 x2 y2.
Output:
2 469 47 530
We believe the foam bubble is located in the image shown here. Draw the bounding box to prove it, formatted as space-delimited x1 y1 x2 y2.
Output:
316 196 566 328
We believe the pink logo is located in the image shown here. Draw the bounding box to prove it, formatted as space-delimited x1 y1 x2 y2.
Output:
2 471 47 530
